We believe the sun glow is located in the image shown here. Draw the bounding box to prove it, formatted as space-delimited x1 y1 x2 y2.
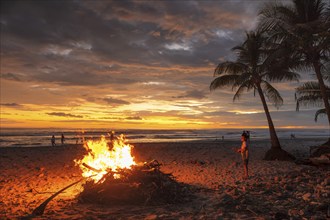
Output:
228 110 261 115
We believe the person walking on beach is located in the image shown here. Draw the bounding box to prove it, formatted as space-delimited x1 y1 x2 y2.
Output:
236 133 249 179
51 135 56 147
110 131 115 142
61 133 65 145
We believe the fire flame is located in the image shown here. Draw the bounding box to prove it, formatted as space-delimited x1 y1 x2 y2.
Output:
75 134 136 183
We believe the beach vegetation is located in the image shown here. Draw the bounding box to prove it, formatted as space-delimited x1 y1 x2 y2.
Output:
295 81 330 122
258 0 330 142
210 31 298 160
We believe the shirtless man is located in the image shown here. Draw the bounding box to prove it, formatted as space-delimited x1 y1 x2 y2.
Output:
236 134 249 179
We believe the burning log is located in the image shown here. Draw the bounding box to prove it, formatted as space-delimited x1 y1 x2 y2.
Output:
75 135 192 206
82 162 102 172
77 161 192 206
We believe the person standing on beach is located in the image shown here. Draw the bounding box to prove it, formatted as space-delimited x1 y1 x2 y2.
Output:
51 135 56 147
246 131 250 144
236 133 249 179
61 133 65 145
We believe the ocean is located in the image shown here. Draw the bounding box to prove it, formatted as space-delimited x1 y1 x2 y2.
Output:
0 128 328 148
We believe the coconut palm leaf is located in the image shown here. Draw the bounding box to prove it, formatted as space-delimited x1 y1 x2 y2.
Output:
266 70 300 82
295 81 330 111
315 108 326 121
210 31 300 152
214 62 247 76
210 75 241 91
258 3 296 32
261 81 284 108
233 81 255 101
258 0 330 128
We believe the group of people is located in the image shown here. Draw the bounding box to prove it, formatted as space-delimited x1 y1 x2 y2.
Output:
51 134 65 147
51 131 117 147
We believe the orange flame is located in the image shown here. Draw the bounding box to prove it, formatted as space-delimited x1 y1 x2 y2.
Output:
75 134 136 183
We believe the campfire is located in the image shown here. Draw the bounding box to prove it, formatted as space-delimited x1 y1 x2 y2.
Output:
29 133 191 217
74 134 190 205
74 134 137 183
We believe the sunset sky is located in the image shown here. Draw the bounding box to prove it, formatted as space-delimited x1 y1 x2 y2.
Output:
0 0 327 129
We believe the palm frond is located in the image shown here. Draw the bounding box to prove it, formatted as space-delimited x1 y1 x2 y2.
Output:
296 94 324 108
233 81 255 101
260 81 283 108
214 62 247 76
210 75 241 91
315 108 326 122
258 2 296 33
321 61 330 82
266 70 300 82
295 81 330 109
296 81 330 96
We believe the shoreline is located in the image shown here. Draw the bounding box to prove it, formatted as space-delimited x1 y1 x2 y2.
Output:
1 136 327 149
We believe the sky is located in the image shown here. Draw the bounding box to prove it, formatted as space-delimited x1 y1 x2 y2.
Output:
0 0 327 130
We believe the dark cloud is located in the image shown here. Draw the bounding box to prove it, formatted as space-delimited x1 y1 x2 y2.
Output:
0 103 23 107
1 0 260 72
2 0 318 129
34 71 136 86
103 97 130 106
1 73 21 81
47 112 83 118
173 90 207 99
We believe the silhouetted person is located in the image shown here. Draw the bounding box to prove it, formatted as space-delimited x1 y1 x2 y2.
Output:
61 133 65 145
110 131 115 142
51 135 56 147
236 134 249 179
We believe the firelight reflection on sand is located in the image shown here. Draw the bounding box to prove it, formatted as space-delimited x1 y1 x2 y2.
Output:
74 135 136 183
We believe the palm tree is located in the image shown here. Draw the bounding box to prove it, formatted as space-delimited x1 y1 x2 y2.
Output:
258 0 330 142
210 31 299 160
296 81 330 121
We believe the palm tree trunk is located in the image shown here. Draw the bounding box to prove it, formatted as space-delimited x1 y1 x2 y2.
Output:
256 84 281 148
313 61 330 144
257 84 295 161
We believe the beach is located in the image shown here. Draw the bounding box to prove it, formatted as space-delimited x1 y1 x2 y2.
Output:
0 138 329 219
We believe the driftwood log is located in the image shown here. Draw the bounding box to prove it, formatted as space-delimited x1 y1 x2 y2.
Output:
22 178 85 219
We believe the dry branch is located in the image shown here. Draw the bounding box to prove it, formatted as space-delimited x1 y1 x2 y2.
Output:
82 163 102 172
78 161 192 206
29 178 84 217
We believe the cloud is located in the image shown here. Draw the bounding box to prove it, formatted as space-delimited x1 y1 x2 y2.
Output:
173 90 208 99
1 0 259 71
47 112 83 118
125 116 143 120
0 103 23 107
103 97 130 106
2 0 318 129
1 73 22 81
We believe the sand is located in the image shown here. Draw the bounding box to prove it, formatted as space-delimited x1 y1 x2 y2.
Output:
0 138 329 219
